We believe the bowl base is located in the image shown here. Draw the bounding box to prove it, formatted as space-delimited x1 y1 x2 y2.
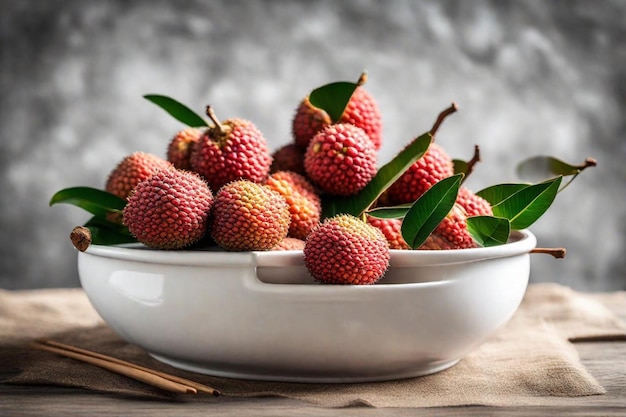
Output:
149 353 460 383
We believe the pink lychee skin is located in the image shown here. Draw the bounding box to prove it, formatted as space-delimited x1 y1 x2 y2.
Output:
292 86 383 150
190 118 272 192
292 96 331 150
270 169 320 203
456 186 493 217
304 215 390 285
341 87 383 150
167 128 203 170
304 123 377 196
419 205 476 250
265 171 321 240
366 216 410 250
123 169 213 250
210 180 290 251
270 143 306 175
105 152 172 200
386 143 454 205
272 237 306 251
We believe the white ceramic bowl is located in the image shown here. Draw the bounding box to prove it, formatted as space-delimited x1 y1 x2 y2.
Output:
78 230 536 383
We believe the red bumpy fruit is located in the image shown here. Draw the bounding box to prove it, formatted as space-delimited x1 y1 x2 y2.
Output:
272 237 306 251
123 169 213 249
270 143 306 175
419 204 476 250
105 152 172 199
210 180 290 251
190 107 272 192
292 74 383 150
366 216 410 250
304 214 390 285
456 186 493 217
385 143 454 205
167 127 203 170
265 171 321 240
304 123 377 196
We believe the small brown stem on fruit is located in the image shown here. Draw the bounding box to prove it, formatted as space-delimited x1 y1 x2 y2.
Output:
430 102 459 138
205 106 224 134
530 247 566 259
461 145 481 184
357 71 368 87
70 226 92 252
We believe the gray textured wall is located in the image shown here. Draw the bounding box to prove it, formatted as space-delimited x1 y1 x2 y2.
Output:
1 0 625 291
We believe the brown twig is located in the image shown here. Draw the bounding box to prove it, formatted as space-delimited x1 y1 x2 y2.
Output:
530 247 566 259
580 157 597 170
70 226 92 252
356 71 368 86
206 105 224 134
461 145 481 184
430 102 459 137
31 339 220 396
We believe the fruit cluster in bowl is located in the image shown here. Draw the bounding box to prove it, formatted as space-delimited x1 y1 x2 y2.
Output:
52 72 595 285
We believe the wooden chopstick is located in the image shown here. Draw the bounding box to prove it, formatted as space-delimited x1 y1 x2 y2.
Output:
31 339 220 396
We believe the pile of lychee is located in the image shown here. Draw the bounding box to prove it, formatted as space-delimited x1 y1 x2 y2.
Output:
61 73 566 286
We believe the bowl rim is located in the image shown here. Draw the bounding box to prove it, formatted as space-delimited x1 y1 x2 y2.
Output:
81 230 536 268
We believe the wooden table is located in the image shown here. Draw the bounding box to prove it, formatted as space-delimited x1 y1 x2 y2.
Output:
2 299 625 416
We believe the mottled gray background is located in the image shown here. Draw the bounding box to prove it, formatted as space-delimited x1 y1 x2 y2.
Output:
1 0 625 291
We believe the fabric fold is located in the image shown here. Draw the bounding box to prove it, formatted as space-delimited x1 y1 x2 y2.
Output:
1 284 625 408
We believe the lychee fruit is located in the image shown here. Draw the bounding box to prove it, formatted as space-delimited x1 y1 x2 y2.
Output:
190 106 272 192
341 86 383 150
304 123 377 196
366 216 410 250
270 168 320 202
292 73 383 150
419 204 476 250
385 143 454 205
456 186 493 217
123 169 213 250
210 180 290 251
105 152 172 199
167 127 203 170
272 237 306 251
304 214 390 285
264 171 321 240
270 143 306 175
292 97 331 150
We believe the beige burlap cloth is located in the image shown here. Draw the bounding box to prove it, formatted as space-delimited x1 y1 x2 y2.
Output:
1 283 625 407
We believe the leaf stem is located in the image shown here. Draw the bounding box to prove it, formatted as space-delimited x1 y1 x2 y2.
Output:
558 173 578 193
530 247 566 258
430 102 458 138
557 158 596 193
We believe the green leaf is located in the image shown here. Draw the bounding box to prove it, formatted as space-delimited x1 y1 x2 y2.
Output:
452 159 469 176
50 187 127 218
308 81 359 123
366 204 412 219
401 173 463 249
144 94 208 127
516 156 585 183
322 132 433 219
491 176 562 230
84 216 136 245
476 183 530 206
466 216 511 247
